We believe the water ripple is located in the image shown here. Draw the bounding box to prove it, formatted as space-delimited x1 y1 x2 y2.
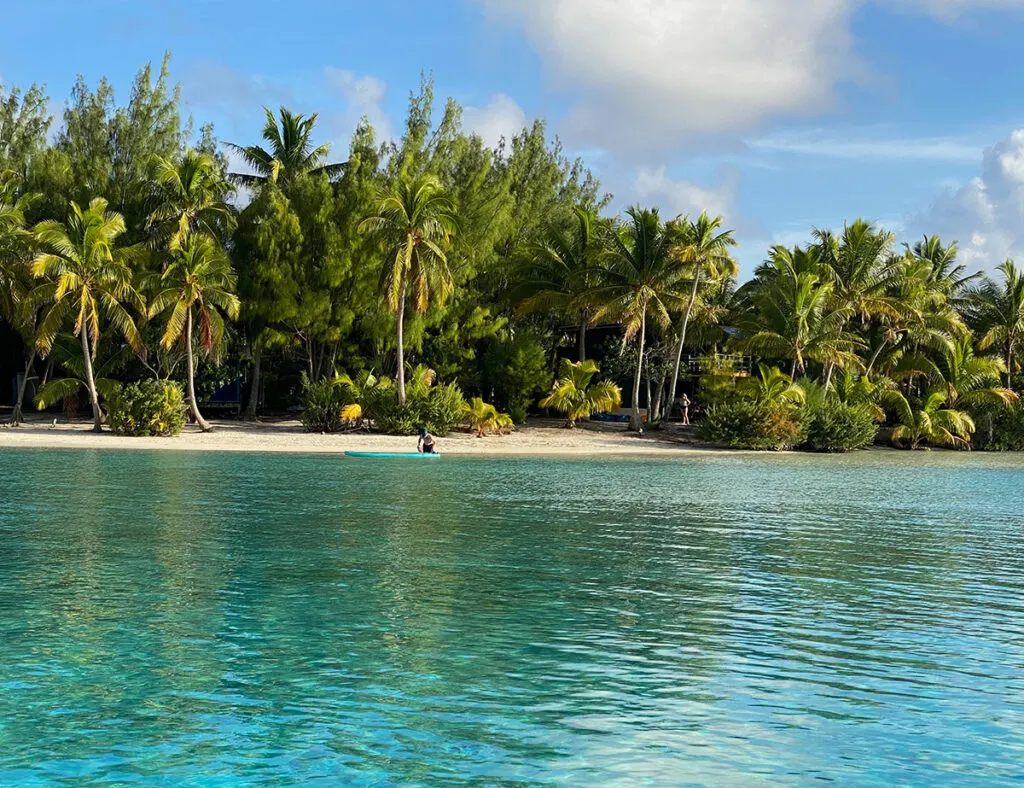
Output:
1 448 1024 784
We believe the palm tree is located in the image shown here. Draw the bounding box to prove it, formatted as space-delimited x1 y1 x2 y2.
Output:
975 260 1024 387
909 235 978 305
0 170 29 284
736 246 862 379
360 174 457 404
896 335 1017 411
882 389 975 450
146 234 240 432
813 221 904 386
666 211 737 414
0 169 40 423
590 207 684 430
227 107 345 189
814 220 898 320
513 206 605 361
329 368 394 427
32 198 144 431
742 364 806 407
147 149 236 250
832 369 887 422
540 359 622 428
465 397 497 437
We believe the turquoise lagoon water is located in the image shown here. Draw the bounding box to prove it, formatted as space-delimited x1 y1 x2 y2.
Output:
1 448 1024 785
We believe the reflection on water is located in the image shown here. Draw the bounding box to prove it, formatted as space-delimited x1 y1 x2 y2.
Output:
1 449 1024 784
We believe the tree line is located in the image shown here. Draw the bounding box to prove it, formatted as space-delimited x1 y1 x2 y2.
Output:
2 56 1023 449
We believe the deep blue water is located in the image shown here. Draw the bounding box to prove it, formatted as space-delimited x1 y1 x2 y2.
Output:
1 448 1023 785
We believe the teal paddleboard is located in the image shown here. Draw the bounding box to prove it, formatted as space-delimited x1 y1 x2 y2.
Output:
344 451 440 459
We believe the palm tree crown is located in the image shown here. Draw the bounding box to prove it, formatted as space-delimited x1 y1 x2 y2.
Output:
975 259 1024 386
227 107 345 188
736 245 861 379
147 149 236 250
513 206 605 361
33 198 143 356
540 359 622 427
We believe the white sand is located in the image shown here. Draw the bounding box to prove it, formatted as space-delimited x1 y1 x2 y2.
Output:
0 417 715 457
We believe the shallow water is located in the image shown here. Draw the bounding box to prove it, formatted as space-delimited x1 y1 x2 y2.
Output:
1 448 1023 785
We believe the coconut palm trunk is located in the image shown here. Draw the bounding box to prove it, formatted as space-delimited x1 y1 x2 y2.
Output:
866 340 887 378
653 370 667 422
668 264 702 419
11 349 36 425
824 361 835 389
578 315 587 362
1007 343 1014 388
395 280 408 405
79 329 103 432
243 341 262 421
630 314 646 431
185 310 212 432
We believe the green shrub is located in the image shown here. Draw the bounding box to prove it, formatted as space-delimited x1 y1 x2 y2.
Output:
422 382 467 434
481 334 552 423
698 400 806 451
801 400 879 452
364 382 467 436
372 404 420 436
972 402 1024 451
300 374 347 433
106 380 187 437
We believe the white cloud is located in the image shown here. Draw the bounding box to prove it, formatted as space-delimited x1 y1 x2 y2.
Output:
748 129 984 163
480 0 858 155
462 93 528 148
479 0 1024 156
632 166 737 220
915 129 1024 271
323 67 392 143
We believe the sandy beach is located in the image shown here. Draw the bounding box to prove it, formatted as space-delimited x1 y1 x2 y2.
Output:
0 417 714 457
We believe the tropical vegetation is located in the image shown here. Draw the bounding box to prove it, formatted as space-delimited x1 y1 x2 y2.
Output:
2 58 1024 452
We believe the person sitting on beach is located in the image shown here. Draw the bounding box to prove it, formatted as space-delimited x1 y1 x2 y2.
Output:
680 394 691 426
418 428 437 454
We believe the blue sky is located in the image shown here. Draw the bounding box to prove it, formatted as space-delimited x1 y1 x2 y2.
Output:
3 0 1024 277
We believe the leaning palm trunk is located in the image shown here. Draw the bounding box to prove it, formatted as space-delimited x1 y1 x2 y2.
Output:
630 315 646 431
185 310 212 432
79 329 103 432
824 362 835 390
11 349 35 425
395 281 408 405
866 340 887 378
667 265 702 420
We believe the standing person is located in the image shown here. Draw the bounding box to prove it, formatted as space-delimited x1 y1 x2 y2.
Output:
680 394 691 426
418 428 437 454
